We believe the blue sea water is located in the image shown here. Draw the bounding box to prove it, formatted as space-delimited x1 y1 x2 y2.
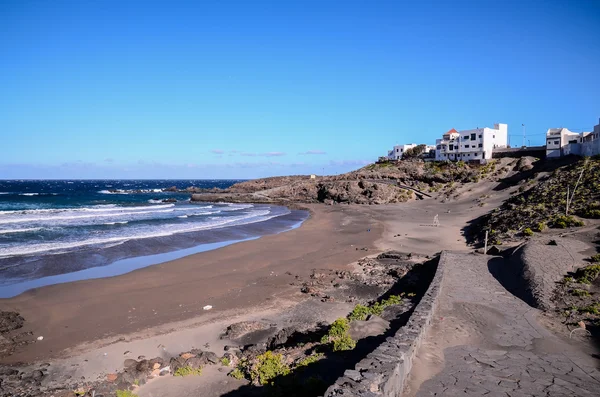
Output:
0 180 307 297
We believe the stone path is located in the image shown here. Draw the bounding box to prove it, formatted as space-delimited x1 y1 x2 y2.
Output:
408 251 600 396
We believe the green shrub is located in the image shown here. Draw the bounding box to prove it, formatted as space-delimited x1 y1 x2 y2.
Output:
591 254 600 263
333 334 356 352
321 318 349 342
523 228 534 236
575 265 600 284
584 209 600 218
221 357 231 367
230 367 245 380
321 317 356 352
295 353 324 368
249 351 290 385
174 365 202 377
534 222 546 232
563 276 574 284
347 295 403 321
571 289 591 297
116 391 138 397
348 304 370 321
578 304 600 315
551 215 584 229
369 301 385 316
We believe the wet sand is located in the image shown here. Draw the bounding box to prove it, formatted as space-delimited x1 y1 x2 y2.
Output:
0 204 382 364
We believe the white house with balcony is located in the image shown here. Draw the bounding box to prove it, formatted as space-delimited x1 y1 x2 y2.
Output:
435 123 508 163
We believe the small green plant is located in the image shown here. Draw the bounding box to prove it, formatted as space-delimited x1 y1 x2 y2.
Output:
230 367 245 380
551 215 584 229
563 276 574 284
249 351 290 385
321 318 350 343
523 228 534 236
534 222 546 232
221 357 231 367
571 289 591 297
295 353 324 368
333 334 357 352
174 365 202 377
584 209 600 218
578 304 600 315
591 254 600 263
116 391 138 397
321 317 356 352
575 265 600 284
369 301 385 316
348 304 370 321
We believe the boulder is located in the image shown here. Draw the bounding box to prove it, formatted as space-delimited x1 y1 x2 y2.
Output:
267 327 298 350
348 315 390 340
0 312 24 333
221 321 270 340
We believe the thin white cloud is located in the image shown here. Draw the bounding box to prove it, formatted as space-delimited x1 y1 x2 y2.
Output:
210 149 224 154
261 152 286 157
104 158 114 163
299 150 326 155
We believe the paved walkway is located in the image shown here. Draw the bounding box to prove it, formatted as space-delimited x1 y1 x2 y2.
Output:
408 252 600 397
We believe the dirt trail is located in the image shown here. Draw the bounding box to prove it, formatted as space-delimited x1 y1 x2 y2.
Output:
405 251 600 396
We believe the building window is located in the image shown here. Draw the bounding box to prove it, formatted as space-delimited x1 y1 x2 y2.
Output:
449 144 454 150
478 143 482 148
493 135 495 138
464 135 469 140
471 133 476 140
436 145 441 149
396 149 399 152
478 134 482 138
554 140 559 144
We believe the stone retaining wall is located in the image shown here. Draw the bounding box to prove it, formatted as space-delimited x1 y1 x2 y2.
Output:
324 251 448 396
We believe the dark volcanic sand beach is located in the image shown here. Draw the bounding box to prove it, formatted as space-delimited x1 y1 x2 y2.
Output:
0 204 382 364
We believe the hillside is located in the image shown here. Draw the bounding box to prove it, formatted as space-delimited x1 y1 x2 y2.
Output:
190 158 523 205
473 156 600 245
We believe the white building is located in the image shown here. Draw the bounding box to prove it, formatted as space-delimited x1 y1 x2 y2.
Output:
546 122 600 158
545 128 582 158
435 123 508 163
386 144 437 160
387 144 417 160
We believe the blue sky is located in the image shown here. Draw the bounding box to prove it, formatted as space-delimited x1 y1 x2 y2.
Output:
1 0 599 179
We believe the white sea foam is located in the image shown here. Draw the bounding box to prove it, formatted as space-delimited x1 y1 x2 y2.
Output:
103 221 129 225
0 204 172 216
0 227 42 235
20 193 40 196
0 209 285 258
177 215 188 218
0 208 177 225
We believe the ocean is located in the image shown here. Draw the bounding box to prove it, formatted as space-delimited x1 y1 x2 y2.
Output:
0 180 307 297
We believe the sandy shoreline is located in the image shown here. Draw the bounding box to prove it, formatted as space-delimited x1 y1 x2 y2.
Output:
0 204 383 364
